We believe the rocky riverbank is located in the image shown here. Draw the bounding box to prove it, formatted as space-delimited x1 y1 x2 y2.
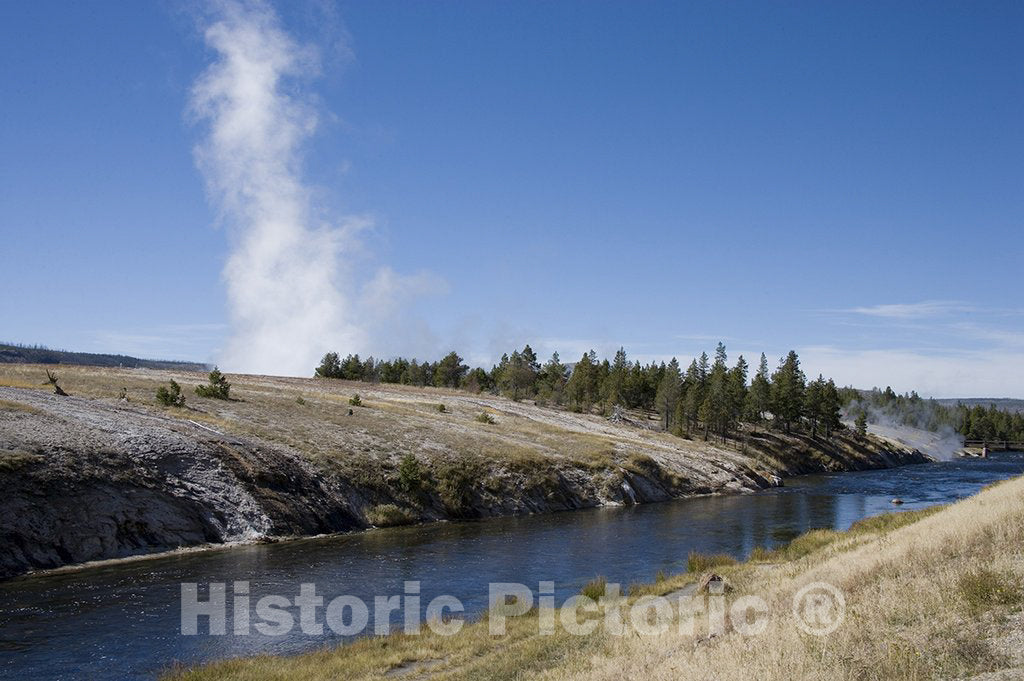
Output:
0 366 927 580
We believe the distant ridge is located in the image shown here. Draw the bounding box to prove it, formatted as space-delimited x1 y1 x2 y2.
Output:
0 342 209 372
934 398 1024 414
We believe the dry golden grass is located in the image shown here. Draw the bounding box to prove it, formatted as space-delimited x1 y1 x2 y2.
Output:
558 476 1024 681
163 606 609 681
0 364 683 478
0 398 40 413
163 476 1024 681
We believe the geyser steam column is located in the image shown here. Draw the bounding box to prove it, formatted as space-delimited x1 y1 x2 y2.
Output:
189 0 364 376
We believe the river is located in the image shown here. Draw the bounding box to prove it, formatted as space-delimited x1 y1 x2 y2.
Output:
2 453 1023 680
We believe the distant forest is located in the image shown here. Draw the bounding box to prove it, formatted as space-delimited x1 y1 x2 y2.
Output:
0 342 208 372
316 345 845 442
316 345 1024 445
845 387 1024 444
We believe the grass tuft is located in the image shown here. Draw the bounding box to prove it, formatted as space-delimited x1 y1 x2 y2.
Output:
365 504 416 527
0 399 40 414
0 450 45 472
687 551 737 573
958 567 1022 615
580 576 607 601
848 506 944 534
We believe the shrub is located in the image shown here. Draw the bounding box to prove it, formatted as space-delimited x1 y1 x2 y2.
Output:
349 394 362 407
624 453 659 475
156 380 186 408
435 463 473 514
581 576 607 601
958 567 1022 614
398 454 422 493
436 403 446 413
295 395 306 405
476 411 495 424
365 504 416 527
687 551 737 573
195 367 231 400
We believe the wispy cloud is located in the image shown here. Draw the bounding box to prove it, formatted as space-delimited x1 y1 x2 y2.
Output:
950 323 1024 349
843 301 973 319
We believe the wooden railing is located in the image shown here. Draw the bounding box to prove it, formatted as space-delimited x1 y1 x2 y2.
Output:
963 440 1024 451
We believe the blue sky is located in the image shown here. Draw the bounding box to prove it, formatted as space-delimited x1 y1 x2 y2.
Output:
2 1 1023 396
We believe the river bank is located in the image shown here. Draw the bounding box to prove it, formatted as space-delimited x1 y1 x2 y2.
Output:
2 454 1020 680
163 471 1024 681
0 364 926 579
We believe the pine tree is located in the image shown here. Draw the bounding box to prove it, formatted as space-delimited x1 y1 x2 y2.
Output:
433 351 468 388
603 347 629 408
624 362 646 409
643 362 664 411
362 356 378 382
770 350 806 434
821 379 842 438
315 352 342 378
462 367 492 393
566 352 595 412
195 366 231 400
804 374 826 438
537 352 567 405
681 359 703 436
746 353 771 432
727 354 749 438
702 343 730 440
496 346 538 399
855 410 868 437
655 357 682 431
584 350 602 406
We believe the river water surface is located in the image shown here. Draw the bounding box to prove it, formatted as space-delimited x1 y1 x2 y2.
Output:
2 453 1023 680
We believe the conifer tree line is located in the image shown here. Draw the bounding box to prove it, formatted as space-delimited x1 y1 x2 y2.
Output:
843 386 1024 444
315 343 847 441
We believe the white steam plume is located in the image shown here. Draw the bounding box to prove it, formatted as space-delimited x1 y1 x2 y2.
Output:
190 0 364 376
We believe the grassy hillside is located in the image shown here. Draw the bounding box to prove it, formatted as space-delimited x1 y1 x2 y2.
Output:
0 363 923 577
0 362 918 492
164 474 1024 681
